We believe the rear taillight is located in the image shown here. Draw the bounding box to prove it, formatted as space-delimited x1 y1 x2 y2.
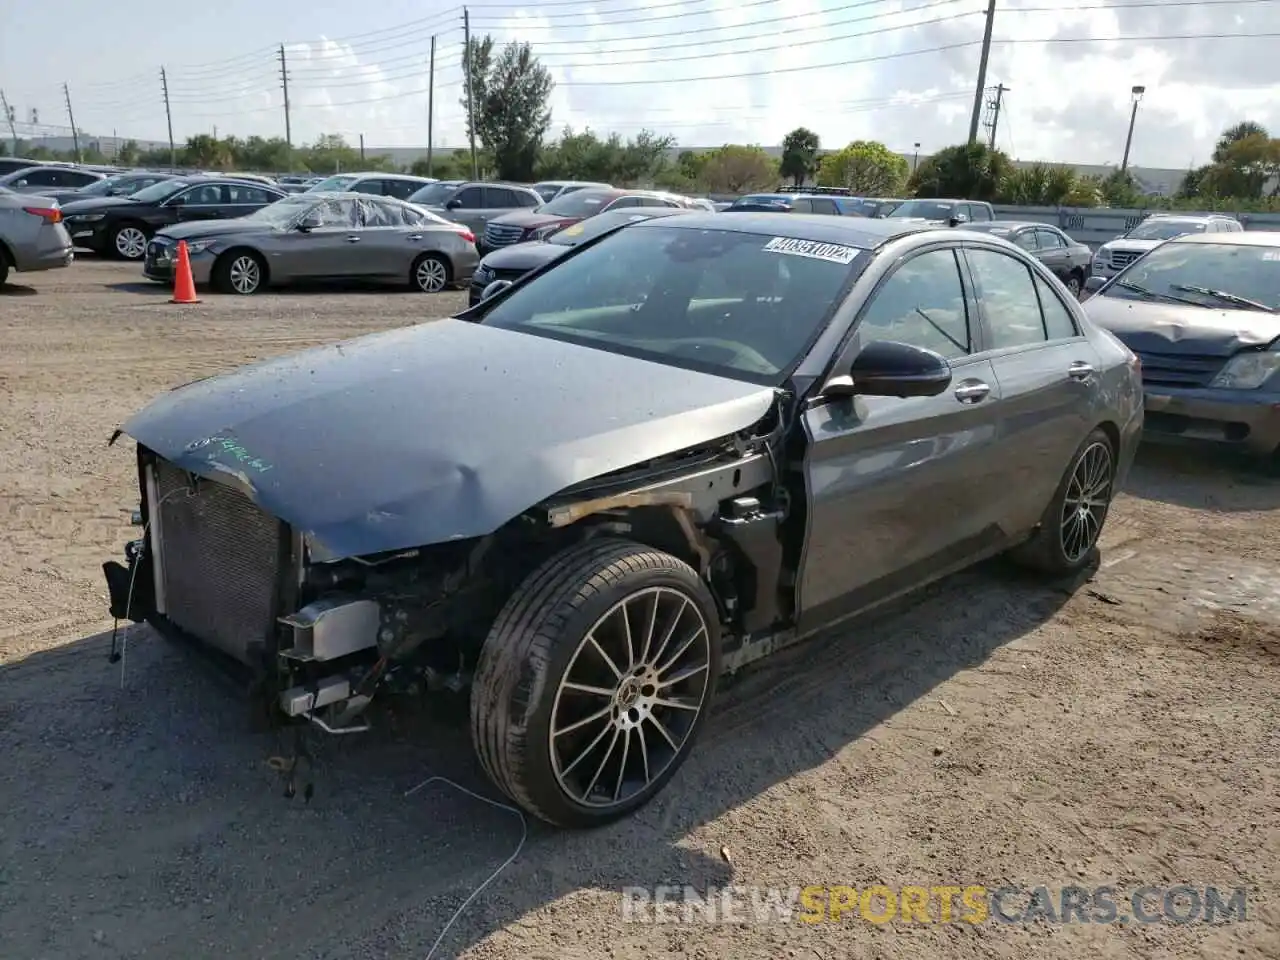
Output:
24 206 62 224
458 229 475 244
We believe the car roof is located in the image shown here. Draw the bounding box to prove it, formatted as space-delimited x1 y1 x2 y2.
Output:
632 211 932 248
1172 231 1280 246
965 220 1045 230
1145 212 1227 221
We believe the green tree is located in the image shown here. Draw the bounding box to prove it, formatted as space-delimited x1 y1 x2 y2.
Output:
817 140 908 195
462 35 554 181
779 127 820 187
1213 121 1269 163
696 144 778 193
115 139 141 166
908 142 1012 201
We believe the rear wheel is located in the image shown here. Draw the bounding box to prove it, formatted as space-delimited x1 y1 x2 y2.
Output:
214 249 266 295
1066 271 1084 298
470 538 721 827
411 253 450 293
1010 428 1116 575
0 247 10 286
112 224 148 260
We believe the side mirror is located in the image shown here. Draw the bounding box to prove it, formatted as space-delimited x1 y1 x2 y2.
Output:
296 214 323 232
481 279 513 301
14 179 27 189
1083 276 1107 295
826 340 953 399
445 198 463 210
166 194 185 206
948 213 969 226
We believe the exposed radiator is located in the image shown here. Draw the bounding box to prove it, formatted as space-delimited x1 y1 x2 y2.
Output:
150 459 285 665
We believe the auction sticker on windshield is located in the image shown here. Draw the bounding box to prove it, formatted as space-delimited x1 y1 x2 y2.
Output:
763 237 858 265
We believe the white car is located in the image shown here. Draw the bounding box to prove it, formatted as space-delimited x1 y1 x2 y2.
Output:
1090 214 1242 280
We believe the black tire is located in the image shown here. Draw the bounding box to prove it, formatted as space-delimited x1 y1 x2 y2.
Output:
1009 427 1116 575
213 249 267 295
410 253 451 293
470 537 722 828
1066 270 1084 299
111 223 149 261
0 247 10 286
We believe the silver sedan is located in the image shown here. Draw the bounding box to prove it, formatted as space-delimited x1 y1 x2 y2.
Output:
0 186 74 286
142 191 480 294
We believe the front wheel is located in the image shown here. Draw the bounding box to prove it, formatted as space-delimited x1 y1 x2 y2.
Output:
112 224 148 260
411 253 450 293
470 538 721 828
213 250 266 295
1066 271 1083 298
1009 428 1116 575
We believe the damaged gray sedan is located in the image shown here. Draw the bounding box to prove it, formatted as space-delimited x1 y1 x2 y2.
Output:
104 214 1143 827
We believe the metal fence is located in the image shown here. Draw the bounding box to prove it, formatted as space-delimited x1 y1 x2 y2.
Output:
990 206 1280 250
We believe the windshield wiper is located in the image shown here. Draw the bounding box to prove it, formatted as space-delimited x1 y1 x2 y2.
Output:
1112 280 1203 306
1170 284 1277 313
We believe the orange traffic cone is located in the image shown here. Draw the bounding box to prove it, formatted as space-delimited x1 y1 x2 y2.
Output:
170 240 201 304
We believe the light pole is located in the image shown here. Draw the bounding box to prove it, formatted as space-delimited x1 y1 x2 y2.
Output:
1120 85 1145 174
913 142 921 172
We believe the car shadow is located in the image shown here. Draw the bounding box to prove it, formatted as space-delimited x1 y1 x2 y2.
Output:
104 280 171 295
0 558 1079 958
0 282 38 296
1124 441 1280 511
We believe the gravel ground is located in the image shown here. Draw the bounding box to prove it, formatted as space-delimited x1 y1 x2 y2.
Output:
1 259 1278 960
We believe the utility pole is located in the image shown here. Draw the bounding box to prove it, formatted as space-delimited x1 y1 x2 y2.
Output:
161 68 176 170
463 7 478 180
967 0 997 145
62 83 81 162
983 83 1008 150
359 133 365 161
912 142 920 173
279 44 293 156
0 90 18 158
427 35 436 176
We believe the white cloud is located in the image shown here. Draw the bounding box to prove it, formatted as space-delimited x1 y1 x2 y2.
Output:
53 0 1280 167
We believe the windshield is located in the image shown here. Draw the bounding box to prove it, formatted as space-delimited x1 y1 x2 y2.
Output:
1101 240 1280 311
408 181 460 205
130 179 191 203
533 183 563 202
1125 219 1208 241
241 195 315 225
548 212 661 246
733 194 788 207
539 190 618 218
887 199 956 219
308 175 358 193
479 225 863 384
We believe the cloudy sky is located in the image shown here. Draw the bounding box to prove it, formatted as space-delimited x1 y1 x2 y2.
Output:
1 0 1275 167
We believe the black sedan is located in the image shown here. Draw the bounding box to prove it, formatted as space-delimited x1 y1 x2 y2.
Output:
61 177 287 260
469 206 692 305
103 214 1141 829
958 220 1094 298
36 171 178 208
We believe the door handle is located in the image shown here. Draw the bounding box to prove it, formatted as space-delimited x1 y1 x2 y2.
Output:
1068 361 1096 381
345 236 361 243
407 234 422 241
954 380 991 403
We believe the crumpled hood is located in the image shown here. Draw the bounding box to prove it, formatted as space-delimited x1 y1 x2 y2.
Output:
119 318 775 561
1083 295 1280 356
156 220 275 241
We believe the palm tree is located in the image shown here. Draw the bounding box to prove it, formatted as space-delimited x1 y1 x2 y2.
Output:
1213 121 1269 163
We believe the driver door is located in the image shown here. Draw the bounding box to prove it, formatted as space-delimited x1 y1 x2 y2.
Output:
795 245 1009 634
277 198 366 279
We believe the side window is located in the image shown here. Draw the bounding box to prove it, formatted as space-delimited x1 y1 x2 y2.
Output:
69 171 101 187
313 200 352 228
1013 230 1038 251
972 204 992 222
610 196 642 209
856 248 972 360
227 184 274 204
349 179 384 195
361 198 402 226
23 169 62 186
452 186 483 208
1034 273 1079 340
518 190 542 207
791 198 813 213
809 198 838 215
1035 228 1065 249
181 184 224 205
384 179 419 200
485 187 519 208
966 248 1047 350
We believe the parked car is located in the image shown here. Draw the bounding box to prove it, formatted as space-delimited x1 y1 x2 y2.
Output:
725 193 866 215
469 206 693 305
0 164 106 195
142 191 478 295
36 171 178 208
481 188 687 252
1089 214 1243 282
104 213 1141 828
0 157 46 177
531 180 612 203
1082 231 1280 465
306 172 437 201
408 180 543 238
957 221 1094 297
0 186 74 285
61 176 287 260
886 198 994 226
688 198 718 212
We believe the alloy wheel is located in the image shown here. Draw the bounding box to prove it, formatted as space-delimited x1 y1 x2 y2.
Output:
549 586 712 810
415 256 448 292
115 227 147 259
1060 440 1113 563
1067 276 1082 297
229 255 261 294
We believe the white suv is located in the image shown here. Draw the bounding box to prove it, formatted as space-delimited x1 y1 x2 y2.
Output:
1091 214 1242 280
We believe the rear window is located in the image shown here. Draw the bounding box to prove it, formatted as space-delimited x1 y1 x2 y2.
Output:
1126 219 1209 241
538 190 618 218
409 181 461 205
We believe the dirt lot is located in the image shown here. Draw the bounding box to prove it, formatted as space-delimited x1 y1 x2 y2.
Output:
1 259 1278 960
